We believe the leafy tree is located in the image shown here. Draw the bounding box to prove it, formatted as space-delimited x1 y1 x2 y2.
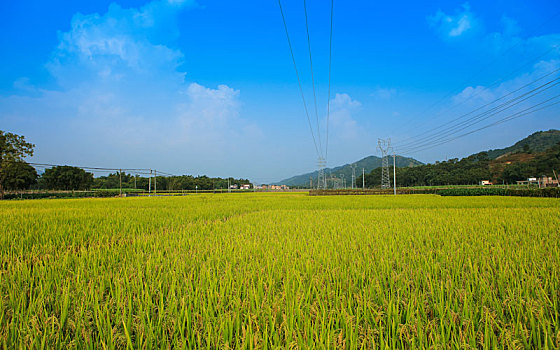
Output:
0 130 35 198
42 166 94 190
0 161 37 191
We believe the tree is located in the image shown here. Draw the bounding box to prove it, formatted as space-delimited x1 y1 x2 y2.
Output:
0 130 35 198
41 166 94 190
0 161 38 191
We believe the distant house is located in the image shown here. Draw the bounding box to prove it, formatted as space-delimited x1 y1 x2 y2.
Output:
480 180 493 186
229 184 238 189
240 184 251 190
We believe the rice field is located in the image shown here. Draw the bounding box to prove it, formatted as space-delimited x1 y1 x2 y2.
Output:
1 193 559 349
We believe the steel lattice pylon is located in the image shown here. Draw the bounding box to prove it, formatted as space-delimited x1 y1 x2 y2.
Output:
377 139 391 189
317 157 327 189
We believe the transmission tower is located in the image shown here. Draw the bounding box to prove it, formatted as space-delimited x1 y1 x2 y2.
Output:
317 157 327 189
377 139 392 189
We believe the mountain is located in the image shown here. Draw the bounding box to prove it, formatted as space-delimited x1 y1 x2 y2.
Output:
486 129 560 159
276 155 423 186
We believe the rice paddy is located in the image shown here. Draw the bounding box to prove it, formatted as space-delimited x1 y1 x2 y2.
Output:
1 193 559 348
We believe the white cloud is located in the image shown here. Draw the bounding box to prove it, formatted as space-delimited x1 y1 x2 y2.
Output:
427 3 560 125
428 3 480 39
371 87 397 100
439 59 560 145
501 15 520 38
328 93 362 140
47 1 190 87
453 85 496 104
452 56 560 108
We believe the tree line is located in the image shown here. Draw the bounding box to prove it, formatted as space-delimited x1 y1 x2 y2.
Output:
92 173 251 191
358 143 560 188
0 130 250 198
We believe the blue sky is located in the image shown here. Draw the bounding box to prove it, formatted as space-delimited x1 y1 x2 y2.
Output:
1 0 559 182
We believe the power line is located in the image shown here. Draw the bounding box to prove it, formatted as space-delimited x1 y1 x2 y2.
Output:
401 98 560 155
396 45 559 138
325 0 334 162
395 75 560 151
26 162 150 172
303 0 323 157
277 0 321 157
395 81 560 153
399 93 560 155
155 170 178 177
26 162 177 177
396 63 560 148
388 9 560 139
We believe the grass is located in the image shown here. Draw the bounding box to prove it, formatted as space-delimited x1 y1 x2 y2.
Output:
1 193 559 348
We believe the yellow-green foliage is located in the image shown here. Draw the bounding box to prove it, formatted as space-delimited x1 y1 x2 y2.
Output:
1 194 559 348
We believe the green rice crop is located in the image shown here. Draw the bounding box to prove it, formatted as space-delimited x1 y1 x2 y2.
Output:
1 194 559 348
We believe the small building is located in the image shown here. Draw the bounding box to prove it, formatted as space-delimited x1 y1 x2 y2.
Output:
479 180 493 186
516 176 559 187
240 184 251 190
540 176 559 187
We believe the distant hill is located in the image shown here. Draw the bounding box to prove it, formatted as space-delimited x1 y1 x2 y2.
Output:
277 130 560 187
361 129 560 187
487 129 560 159
276 155 423 186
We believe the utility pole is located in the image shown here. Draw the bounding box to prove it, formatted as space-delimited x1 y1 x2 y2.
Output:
351 163 357 189
228 178 231 193
119 169 122 197
310 177 312 190
149 169 152 195
393 152 397 195
134 174 137 190
362 168 365 189
154 170 157 195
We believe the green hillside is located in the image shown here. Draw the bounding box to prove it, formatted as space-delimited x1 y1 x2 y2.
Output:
276 155 423 186
361 129 560 187
487 129 560 159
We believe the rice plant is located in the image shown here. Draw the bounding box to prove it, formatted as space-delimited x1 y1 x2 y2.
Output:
1 194 559 348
